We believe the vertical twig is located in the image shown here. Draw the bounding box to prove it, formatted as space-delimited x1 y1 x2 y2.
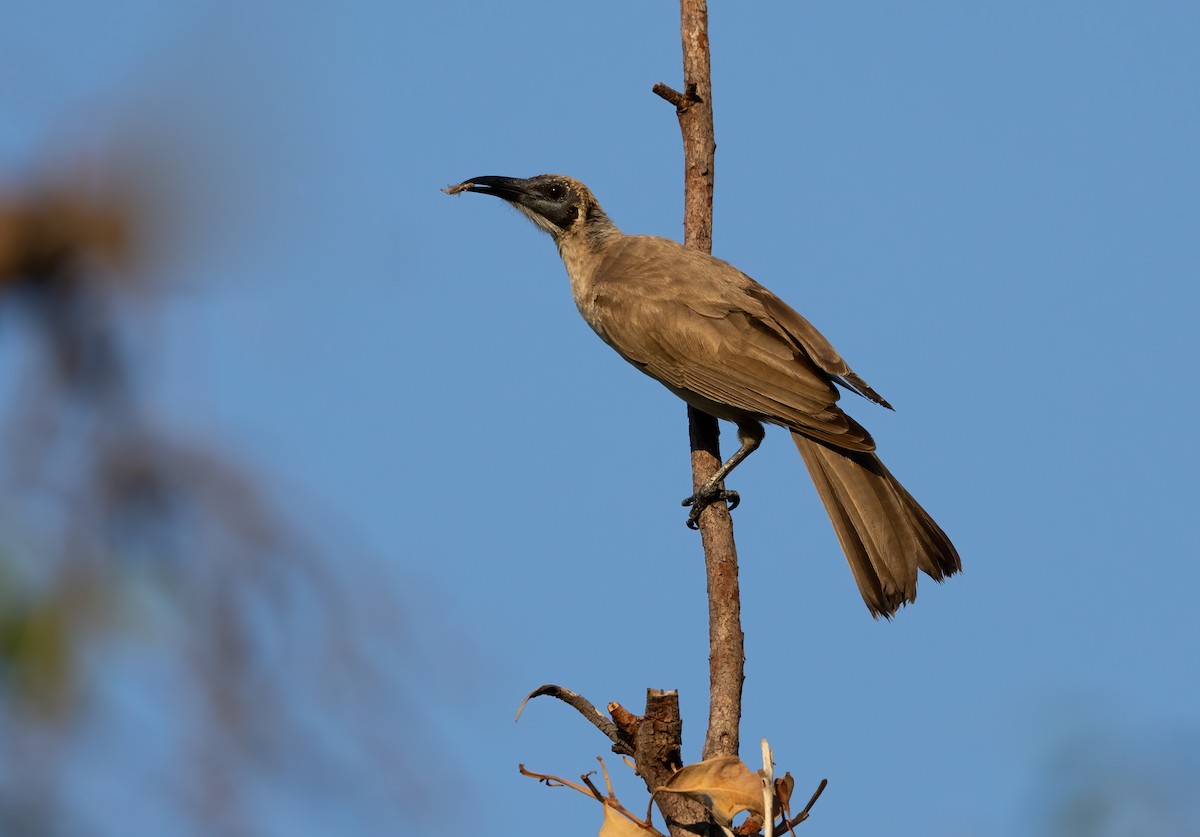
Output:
654 0 745 762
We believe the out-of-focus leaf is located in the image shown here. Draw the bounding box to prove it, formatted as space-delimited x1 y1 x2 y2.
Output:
0 190 128 289
0 594 75 718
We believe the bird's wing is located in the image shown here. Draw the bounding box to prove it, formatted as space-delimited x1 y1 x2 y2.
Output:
589 237 877 451
741 283 893 409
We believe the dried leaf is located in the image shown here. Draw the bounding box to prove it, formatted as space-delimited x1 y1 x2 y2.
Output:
771 774 795 837
599 803 653 837
734 813 765 835
655 755 765 826
775 772 795 816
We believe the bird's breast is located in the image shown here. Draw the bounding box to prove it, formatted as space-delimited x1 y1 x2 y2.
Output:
572 285 613 344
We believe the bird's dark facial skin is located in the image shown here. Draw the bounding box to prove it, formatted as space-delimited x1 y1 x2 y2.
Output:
457 175 581 232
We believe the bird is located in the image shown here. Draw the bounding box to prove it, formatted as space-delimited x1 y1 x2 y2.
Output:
447 173 960 617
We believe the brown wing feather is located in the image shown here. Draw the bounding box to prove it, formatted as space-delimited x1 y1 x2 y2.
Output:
588 236 878 451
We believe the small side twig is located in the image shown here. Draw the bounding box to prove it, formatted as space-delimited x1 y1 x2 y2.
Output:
520 760 666 836
652 82 701 110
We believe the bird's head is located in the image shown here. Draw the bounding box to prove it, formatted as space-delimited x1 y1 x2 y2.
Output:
446 174 610 240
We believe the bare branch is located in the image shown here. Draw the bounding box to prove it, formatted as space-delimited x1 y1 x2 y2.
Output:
517 684 634 755
520 761 668 836
653 0 745 764
518 764 602 799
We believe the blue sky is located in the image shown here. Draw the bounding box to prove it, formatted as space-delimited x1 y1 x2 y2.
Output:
3 2 1199 835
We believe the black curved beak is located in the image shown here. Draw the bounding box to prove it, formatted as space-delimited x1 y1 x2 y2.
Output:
446 175 531 200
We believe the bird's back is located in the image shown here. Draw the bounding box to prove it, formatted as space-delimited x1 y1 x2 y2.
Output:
575 235 876 451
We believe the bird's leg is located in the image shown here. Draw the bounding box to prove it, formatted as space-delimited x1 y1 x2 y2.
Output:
683 422 764 529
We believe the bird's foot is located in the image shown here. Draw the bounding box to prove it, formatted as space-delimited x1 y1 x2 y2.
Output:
682 485 740 530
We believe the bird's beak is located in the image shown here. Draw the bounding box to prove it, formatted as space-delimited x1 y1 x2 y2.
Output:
446 175 531 201
446 174 575 236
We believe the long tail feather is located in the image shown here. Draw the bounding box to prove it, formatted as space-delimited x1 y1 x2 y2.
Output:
792 432 961 618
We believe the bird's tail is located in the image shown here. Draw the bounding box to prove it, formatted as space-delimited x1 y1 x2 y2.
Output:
791 432 961 618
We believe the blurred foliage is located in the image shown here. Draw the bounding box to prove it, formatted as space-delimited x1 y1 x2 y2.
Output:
0 578 80 719
0 172 430 835
1029 710 1200 837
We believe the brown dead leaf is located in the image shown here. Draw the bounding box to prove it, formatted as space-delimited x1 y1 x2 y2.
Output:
774 771 795 819
599 803 654 837
776 773 794 806
655 755 765 826
734 812 765 835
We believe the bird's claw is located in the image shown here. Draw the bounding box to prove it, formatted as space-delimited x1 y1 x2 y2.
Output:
682 487 741 529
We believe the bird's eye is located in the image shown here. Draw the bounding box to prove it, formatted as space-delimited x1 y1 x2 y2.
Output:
546 184 565 200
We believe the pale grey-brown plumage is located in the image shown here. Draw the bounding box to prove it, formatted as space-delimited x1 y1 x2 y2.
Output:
449 174 960 617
